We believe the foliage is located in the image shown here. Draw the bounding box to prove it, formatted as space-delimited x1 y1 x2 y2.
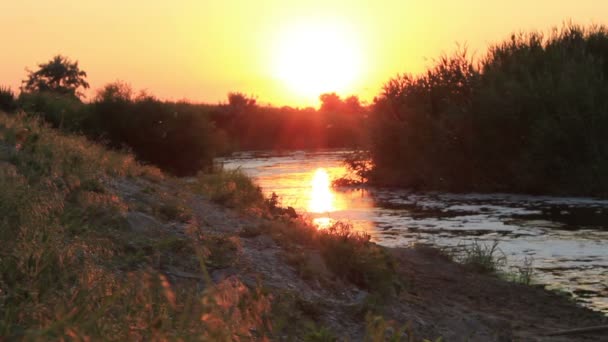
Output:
318 222 397 293
453 240 506 274
211 92 368 151
264 219 400 296
88 82 221 175
305 324 337 342
193 168 265 209
18 91 90 131
21 55 90 98
369 24 608 196
0 86 17 113
505 256 534 285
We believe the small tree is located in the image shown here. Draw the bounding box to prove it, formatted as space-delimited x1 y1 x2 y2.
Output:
22 55 90 98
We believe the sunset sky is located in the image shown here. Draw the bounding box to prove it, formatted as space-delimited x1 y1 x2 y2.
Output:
0 1 605 107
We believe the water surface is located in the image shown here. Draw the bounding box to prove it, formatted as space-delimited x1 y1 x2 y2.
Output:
219 150 608 314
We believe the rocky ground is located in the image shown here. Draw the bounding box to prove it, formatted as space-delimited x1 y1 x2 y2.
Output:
111 176 607 341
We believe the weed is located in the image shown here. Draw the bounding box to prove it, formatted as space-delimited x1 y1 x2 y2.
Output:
455 240 506 274
503 256 534 285
157 200 192 223
305 324 337 342
264 219 400 297
193 168 265 209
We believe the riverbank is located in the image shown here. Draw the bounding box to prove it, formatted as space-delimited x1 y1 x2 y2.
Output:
101 176 608 340
1 113 606 340
220 149 608 315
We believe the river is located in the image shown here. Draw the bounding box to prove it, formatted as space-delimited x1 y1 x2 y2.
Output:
218 150 608 314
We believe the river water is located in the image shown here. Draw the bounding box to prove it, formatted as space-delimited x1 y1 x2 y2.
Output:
218 150 608 314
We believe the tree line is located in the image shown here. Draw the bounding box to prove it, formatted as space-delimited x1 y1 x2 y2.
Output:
367 24 608 196
0 57 368 176
3 23 608 196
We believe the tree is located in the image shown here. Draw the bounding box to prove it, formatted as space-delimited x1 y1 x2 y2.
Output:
319 92 342 112
95 81 133 103
22 55 90 98
227 92 256 113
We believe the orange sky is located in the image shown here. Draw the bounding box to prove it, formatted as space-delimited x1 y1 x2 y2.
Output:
0 1 605 107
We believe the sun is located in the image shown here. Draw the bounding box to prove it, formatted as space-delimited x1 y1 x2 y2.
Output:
273 20 362 100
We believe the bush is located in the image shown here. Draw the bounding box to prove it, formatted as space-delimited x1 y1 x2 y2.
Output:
369 24 608 196
193 168 265 209
265 219 399 296
0 86 17 113
18 91 90 132
88 84 221 176
454 240 506 274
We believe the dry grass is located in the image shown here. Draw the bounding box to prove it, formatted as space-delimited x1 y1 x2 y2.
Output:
0 112 272 340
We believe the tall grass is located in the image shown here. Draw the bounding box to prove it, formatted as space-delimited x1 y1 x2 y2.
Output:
0 112 272 339
263 219 400 297
193 168 265 210
370 24 608 196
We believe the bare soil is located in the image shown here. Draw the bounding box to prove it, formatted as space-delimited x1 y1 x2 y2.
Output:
114 177 608 341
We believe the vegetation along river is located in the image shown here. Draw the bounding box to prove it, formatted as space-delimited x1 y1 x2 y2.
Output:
218 150 608 315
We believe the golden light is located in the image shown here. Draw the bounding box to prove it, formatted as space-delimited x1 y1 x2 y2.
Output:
273 20 362 99
308 168 334 214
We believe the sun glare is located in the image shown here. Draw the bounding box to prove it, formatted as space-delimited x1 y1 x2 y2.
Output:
274 21 362 100
308 168 334 214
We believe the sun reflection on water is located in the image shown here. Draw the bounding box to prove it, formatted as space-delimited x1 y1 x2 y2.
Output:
308 168 336 228
309 168 333 213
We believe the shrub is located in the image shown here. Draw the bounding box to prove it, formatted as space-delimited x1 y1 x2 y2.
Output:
193 168 265 209
89 84 220 176
18 91 90 132
265 219 400 296
0 86 17 113
369 24 608 196
455 240 506 274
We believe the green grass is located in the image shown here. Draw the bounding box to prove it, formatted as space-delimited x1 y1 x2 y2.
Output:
502 256 534 285
192 167 265 210
453 240 506 274
263 218 401 297
448 240 535 286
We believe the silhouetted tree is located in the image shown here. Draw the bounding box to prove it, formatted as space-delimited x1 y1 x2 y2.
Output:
319 92 343 112
22 55 89 98
227 92 256 112
0 86 17 113
95 81 133 102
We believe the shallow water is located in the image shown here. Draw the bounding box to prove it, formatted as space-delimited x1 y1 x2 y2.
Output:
218 150 608 314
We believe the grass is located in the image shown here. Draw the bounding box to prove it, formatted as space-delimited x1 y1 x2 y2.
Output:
0 110 544 340
0 112 273 340
192 167 266 210
262 218 401 297
446 240 535 286
503 256 534 285
453 240 507 274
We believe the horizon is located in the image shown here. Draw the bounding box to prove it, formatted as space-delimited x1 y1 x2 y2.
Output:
1 1 605 107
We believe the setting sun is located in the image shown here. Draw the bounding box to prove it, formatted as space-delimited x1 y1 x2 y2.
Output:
273 20 362 100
